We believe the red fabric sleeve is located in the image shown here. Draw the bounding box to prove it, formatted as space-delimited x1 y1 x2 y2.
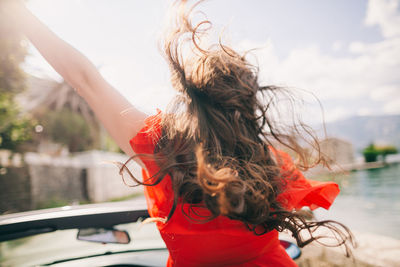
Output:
129 109 162 167
129 110 173 218
273 149 340 211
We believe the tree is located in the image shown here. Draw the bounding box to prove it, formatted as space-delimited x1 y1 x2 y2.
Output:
0 9 33 151
378 145 398 163
0 94 33 150
362 144 380 162
43 108 94 152
28 79 123 153
362 143 398 163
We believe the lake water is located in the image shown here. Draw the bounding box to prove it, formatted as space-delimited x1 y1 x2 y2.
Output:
314 163 400 239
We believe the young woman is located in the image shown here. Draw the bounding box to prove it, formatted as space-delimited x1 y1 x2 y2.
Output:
4 1 354 266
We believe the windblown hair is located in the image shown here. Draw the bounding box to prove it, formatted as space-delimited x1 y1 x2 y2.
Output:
122 0 355 255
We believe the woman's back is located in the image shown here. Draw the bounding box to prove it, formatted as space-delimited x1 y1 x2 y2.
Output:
129 111 342 266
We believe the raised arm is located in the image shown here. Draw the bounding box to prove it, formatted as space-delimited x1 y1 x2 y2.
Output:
5 2 147 157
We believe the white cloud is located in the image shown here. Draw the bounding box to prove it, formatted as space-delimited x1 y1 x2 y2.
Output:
384 98 400 114
348 42 366 54
357 108 373 116
370 85 399 101
23 0 400 123
365 0 400 38
332 41 344 52
99 59 175 113
236 39 280 85
324 107 351 122
236 0 400 121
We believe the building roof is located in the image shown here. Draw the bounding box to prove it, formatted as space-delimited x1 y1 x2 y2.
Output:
17 75 97 125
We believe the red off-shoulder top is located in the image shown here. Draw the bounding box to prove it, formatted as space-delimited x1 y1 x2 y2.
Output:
129 111 340 267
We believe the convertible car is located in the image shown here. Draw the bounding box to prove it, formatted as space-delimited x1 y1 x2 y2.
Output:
0 200 300 266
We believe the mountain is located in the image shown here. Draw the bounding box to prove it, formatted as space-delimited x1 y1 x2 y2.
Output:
323 114 400 153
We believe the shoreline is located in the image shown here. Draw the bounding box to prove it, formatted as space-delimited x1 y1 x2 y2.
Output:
306 161 400 177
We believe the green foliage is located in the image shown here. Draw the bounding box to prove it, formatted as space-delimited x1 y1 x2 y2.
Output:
36 198 70 210
379 146 398 156
108 192 143 202
363 144 379 162
43 108 94 152
103 134 123 153
0 94 34 150
362 143 398 163
0 10 32 151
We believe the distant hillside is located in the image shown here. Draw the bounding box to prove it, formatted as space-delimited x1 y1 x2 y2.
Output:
323 114 400 153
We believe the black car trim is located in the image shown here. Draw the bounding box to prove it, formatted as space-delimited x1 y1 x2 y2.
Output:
0 201 150 242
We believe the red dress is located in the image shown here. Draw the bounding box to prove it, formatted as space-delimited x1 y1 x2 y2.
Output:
130 111 340 267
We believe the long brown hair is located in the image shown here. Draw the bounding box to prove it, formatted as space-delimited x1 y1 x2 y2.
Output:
122 0 355 256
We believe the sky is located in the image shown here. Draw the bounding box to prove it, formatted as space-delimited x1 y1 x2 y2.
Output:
24 0 400 122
